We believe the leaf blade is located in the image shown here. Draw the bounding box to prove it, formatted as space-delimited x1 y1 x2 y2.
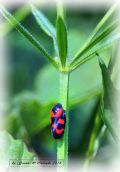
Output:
0 4 30 37
70 19 119 66
97 54 119 141
31 5 58 55
0 6 58 68
56 16 68 67
31 4 56 37
85 3 117 45
87 104 107 159
90 3 117 39
0 131 35 166
71 33 120 71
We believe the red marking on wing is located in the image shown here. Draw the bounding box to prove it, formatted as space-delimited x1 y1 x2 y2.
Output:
58 119 65 124
50 110 55 117
55 109 63 117
50 109 63 117
56 128 64 134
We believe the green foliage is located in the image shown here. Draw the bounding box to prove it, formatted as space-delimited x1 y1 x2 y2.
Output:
34 58 106 105
0 2 119 170
87 3 117 40
0 5 30 37
20 98 53 136
84 51 118 170
70 21 119 68
56 16 68 67
0 3 118 72
5 110 26 139
31 5 56 38
0 6 57 68
31 5 58 55
97 53 119 141
71 33 120 71
5 91 54 137
70 4 119 68
87 101 106 159
0 131 34 164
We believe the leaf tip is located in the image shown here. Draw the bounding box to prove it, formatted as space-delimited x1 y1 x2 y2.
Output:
96 52 104 66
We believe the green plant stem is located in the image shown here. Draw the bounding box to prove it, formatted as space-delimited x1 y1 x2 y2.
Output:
57 71 70 170
82 111 101 172
82 158 91 172
83 102 107 172
83 124 106 172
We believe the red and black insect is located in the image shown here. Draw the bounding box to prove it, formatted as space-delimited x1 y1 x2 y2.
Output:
50 103 66 139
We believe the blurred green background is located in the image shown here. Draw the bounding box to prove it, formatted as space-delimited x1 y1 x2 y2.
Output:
4 5 116 163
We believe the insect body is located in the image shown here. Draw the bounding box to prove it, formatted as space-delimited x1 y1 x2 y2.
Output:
50 103 66 139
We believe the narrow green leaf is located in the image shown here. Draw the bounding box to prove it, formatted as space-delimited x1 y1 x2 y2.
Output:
108 42 119 74
0 6 58 68
97 54 115 110
97 54 118 141
31 5 58 55
70 4 118 66
31 5 56 37
84 3 117 46
84 100 107 171
0 5 30 37
56 16 68 67
71 33 120 71
70 19 119 66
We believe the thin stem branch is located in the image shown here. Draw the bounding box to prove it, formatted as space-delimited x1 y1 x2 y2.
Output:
83 99 107 172
82 158 91 172
57 71 69 171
